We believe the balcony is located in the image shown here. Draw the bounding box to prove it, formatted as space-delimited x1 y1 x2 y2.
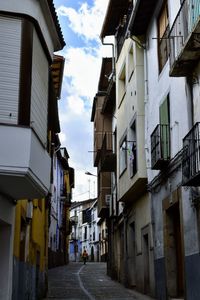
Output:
100 132 116 172
151 124 170 170
60 190 71 206
98 187 110 218
169 0 200 77
116 3 133 59
94 132 104 167
128 0 157 36
0 125 51 199
182 123 200 186
101 78 116 115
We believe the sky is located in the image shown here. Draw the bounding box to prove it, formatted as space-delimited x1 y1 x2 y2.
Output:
53 0 111 201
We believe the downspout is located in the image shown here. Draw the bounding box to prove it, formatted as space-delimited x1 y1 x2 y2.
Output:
101 38 115 81
186 76 194 128
143 41 150 171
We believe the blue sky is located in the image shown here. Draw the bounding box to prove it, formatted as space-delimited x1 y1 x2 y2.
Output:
54 0 110 201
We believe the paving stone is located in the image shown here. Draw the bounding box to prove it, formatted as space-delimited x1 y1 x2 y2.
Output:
44 262 155 300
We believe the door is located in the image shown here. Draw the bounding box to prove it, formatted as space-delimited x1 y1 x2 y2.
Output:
143 233 150 294
128 222 136 287
164 202 185 298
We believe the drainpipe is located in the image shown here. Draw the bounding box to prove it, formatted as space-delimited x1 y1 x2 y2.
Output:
143 41 150 171
186 76 194 128
143 42 148 105
101 38 115 81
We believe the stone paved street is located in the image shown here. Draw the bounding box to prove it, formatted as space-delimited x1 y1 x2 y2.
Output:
44 262 155 300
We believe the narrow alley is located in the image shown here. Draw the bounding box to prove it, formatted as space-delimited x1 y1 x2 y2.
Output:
44 262 154 300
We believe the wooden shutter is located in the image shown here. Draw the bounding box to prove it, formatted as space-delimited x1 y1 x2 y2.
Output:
159 95 170 159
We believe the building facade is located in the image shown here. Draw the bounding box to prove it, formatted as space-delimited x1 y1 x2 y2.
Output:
48 144 74 268
95 0 200 299
0 1 66 299
91 57 118 266
96 0 155 296
128 0 200 299
69 199 99 262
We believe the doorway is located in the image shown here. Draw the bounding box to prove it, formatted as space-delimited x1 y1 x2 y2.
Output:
143 233 150 294
142 226 151 294
128 222 136 287
164 201 185 298
0 221 11 299
119 224 124 283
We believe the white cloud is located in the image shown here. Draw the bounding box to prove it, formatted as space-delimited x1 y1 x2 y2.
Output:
56 0 111 201
68 95 84 115
57 0 108 42
63 46 102 100
59 132 66 144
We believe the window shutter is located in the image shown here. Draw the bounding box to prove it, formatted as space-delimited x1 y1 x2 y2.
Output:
159 95 170 160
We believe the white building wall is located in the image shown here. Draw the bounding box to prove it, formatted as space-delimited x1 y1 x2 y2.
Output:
145 9 189 183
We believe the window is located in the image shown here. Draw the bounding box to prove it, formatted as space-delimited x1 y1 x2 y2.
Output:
84 226 87 240
157 2 169 73
118 64 126 107
82 208 91 223
119 137 127 175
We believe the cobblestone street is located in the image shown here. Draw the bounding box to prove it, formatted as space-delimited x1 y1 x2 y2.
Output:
44 262 155 300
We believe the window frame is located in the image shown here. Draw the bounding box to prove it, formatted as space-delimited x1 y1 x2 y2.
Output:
157 1 170 73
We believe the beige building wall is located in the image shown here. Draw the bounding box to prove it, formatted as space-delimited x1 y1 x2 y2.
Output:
116 38 146 201
115 37 155 296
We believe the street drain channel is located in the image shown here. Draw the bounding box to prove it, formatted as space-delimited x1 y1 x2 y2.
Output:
77 265 95 300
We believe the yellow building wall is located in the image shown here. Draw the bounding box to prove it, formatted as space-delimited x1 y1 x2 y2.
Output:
13 199 27 258
13 198 48 272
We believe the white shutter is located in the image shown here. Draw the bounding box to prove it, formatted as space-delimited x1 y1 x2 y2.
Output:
0 16 21 124
31 30 48 146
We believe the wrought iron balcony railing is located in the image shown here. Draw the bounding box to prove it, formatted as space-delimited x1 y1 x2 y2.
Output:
151 124 170 170
182 122 200 186
169 0 200 76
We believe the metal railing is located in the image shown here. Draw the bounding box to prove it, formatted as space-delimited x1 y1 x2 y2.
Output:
182 122 200 185
169 0 200 68
151 124 170 169
116 3 133 58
